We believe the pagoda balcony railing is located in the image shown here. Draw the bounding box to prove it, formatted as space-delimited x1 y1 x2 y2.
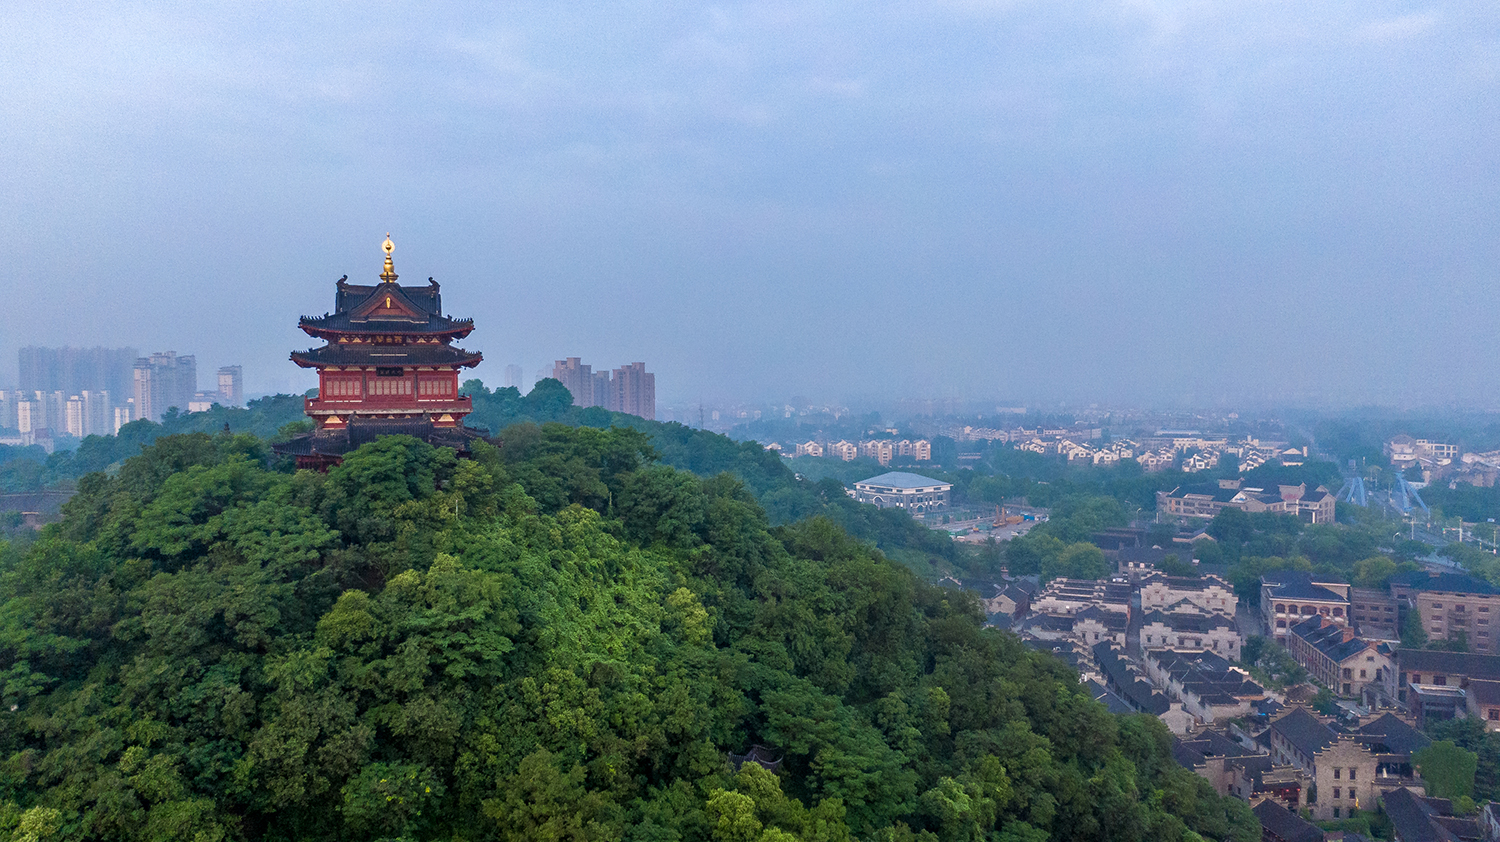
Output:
304 394 473 414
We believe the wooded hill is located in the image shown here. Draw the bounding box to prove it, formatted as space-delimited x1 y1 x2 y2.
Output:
0 423 1256 842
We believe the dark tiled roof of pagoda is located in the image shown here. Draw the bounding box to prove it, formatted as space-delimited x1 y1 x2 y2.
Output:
290 343 483 369
272 417 491 459
299 278 475 337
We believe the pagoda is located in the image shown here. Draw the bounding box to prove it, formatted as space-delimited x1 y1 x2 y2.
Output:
273 235 488 469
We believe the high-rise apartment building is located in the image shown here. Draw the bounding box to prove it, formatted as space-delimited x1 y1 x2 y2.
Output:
114 401 135 434
133 352 198 422
504 364 523 390
609 362 655 420
63 391 113 438
550 358 656 419
217 366 244 407
0 391 16 431
552 358 599 408
19 346 138 397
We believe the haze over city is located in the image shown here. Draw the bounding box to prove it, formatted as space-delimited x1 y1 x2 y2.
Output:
3 1 1496 408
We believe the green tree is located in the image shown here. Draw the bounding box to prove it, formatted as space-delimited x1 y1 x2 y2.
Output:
1414 741 1478 800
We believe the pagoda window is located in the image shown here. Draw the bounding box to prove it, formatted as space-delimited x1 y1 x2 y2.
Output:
370 377 412 396
323 376 362 398
418 376 454 397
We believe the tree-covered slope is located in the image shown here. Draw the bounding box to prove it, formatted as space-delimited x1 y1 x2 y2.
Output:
0 426 1254 842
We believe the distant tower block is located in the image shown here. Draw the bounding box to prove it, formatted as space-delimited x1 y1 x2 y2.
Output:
217 366 244 407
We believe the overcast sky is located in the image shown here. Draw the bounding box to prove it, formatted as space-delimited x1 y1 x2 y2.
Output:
2 1 1496 409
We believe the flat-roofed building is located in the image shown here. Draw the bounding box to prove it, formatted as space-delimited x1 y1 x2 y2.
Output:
1350 586 1399 639
1382 649 1500 711
1407 572 1500 653
851 471 951 512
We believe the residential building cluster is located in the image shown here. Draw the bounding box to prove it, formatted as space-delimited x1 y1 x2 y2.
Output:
1 347 242 447
1016 436 1137 466
1387 433 1500 488
985 562 1256 734
1157 478 1337 524
1255 567 1500 731
550 357 656 420
1131 435 1307 474
784 438 931 463
938 424 1102 443
996 430 1308 475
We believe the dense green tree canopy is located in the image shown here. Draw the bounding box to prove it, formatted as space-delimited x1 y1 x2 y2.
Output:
0 425 1255 842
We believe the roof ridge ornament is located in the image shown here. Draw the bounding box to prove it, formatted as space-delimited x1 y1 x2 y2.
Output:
380 233 398 283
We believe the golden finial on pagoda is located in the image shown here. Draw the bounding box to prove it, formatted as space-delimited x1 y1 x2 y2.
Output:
380 233 398 283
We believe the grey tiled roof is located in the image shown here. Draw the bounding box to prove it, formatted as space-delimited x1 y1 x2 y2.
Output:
1270 707 1335 758
853 471 950 489
1251 798 1322 842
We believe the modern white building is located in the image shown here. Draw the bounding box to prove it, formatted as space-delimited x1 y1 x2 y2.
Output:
851 471 952 511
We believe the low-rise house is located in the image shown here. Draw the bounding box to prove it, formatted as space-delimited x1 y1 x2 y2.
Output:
1140 572 1237 616
1251 797 1322 842
1286 616 1392 699
1115 545 1172 577
980 581 1036 618
1141 609 1243 660
1092 641 1172 722
1030 578 1132 616
1266 707 1428 821
1174 726 1306 808
1144 649 1264 725
1021 637 1095 674
1382 649 1500 714
1261 571 1350 642
1020 605 1129 648
1466 679 1500 731
1383 786 1481 842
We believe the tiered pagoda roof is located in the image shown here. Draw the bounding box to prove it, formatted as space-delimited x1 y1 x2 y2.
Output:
272 235 493 470
296 276 476 342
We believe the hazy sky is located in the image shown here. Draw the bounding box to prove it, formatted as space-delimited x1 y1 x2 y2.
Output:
3 2 1497 409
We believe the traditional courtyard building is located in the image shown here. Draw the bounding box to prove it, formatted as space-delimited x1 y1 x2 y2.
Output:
274 236 488 469
1140 609 1243 660
1139 572 1238 616
1266 707 1428 821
